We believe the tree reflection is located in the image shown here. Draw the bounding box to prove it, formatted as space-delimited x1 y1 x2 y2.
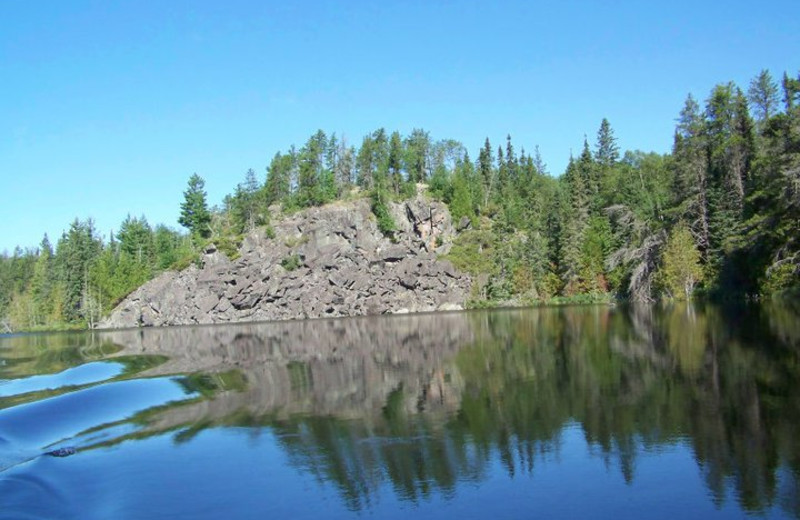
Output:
8 304 798 515
241 303 800 514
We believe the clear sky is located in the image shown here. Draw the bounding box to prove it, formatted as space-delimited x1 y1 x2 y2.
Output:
1 1 798 253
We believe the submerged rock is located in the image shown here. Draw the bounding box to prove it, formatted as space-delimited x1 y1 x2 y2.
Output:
45 447 77 458
99 195 471 328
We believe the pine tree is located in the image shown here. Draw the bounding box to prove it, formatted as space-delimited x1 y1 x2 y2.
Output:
117 215 154 262
230 169 266 233
531 146 548 176
595 118 620 168
746 71 800 293
404 129 430 183
782 72 800 112
55 219 102 323
371 128 390 188
704 84 754 285
449 160 475 223
388 131 404 194
560 158 589 293
29 235 54 327
297 130 328 207
505 135 518 189
264 152 293 206
179 174 211 239
356 134 376 190
478 138 494 208
673 94 710 257
748 70 780 125
153 225 185 270
576 139 599 210
335 141 355 196
495 145 507 205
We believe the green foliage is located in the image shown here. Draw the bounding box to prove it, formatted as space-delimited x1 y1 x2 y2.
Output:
578 216 613 293
657 224 704 299
281 254 302 271
1 213 193 330
56 219 103 323
171 251 199 272
762 263 798 294
283 234 309 249
595 118 620 168
448 166 475 223
179 174 212 239
427 164 450 201
264 151 294 206
90 247 151 310
748 69 780 123
445 229 499 277
370 185 396 238
154 225 192 270
404 128 431 183
229 169 268 234
213 235 243 262
297 130 335 207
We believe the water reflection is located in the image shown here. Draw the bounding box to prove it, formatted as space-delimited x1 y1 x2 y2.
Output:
1 303 799 518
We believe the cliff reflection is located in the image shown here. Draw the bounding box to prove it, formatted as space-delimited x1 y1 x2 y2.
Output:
101 304 800 515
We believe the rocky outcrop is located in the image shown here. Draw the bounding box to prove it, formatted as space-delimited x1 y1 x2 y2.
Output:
99 195 471 328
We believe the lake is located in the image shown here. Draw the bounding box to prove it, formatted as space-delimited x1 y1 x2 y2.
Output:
1 302 799 519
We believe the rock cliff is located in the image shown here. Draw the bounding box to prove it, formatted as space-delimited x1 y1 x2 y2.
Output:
99 195 471 328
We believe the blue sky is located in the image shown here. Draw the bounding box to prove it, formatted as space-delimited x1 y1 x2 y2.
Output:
1 0 798 252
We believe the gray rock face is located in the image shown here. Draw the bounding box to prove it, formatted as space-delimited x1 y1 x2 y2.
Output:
99 195 471 328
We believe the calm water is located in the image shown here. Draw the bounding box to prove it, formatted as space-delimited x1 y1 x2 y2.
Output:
1 302 799 519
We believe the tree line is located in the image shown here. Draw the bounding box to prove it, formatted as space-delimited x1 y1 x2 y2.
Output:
1 69 798 330
0 218 194 330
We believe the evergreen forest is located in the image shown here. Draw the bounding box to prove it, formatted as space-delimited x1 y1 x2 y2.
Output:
1 70 799 331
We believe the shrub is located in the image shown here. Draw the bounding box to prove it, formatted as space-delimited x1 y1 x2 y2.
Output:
281 254 302 271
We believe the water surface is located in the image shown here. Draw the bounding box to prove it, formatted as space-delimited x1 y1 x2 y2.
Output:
1 302 799 519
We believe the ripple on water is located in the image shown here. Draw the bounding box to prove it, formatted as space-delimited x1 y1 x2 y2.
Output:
0 361 124 398
0 469 74 520
0 376 196 448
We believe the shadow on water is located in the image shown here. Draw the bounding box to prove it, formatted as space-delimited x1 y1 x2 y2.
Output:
1 303 799 518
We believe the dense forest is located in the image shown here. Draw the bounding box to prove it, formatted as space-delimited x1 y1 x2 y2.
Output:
1 69 798 331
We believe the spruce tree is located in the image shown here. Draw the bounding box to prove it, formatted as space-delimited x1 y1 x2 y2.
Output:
55 219 102 323
478 138 494 207
117 215 154 261
179 174 211 239
356 134 375 189
230 169 266 233
335 142 355 196
29 235 54 326
264 152 292 206
673 94 710 256
297 130 328 207
748 70 780 125
404 129 430 183
595 118 619 168
388 131 404 194
560 158 589 293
